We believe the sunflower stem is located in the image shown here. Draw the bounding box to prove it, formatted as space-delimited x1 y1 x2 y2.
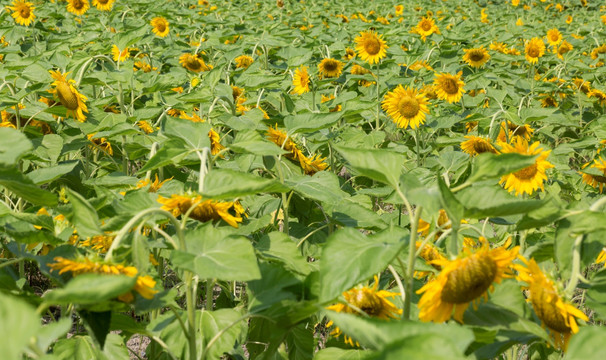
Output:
404 205 422 320
375 62 381 130
387 265 406 305
414 128 421 167
565 234 584 297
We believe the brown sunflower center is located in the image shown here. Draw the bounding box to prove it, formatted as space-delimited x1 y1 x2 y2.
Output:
398 96 420 118
508 124 529 136
441 254 497 303
513 164 538 180
531 288 570 333
363 38 381 55
98 0 109 4
56 82 79 111
155 21 166 32
469 50 485 62
185 56 202 70
322 60 338 72
594 175 606 183
527 46 540 58
420 21 432 31
549 34 559 42
73 0 85 10
473 140 496 154
442 78 459 94
347 289 383 316
20 6 31 18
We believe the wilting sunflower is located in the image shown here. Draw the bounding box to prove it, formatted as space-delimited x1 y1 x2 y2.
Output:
381 85 429 129
87 133 113 155
150 17 169 37
434 72 466 103
461 136 498 156
546 28 562 46
555 40 573 59
135 174 171 193
92 0 114 11
581 157 606 193
497 121 534 143
588 89 606 107
234 55 254 69
66 0 90 16
343 47 356 60
158 194 245 228
179 53 211 73
299 154 329 175
412 17 440 41
8 0 36 26
266 125 327 175
78 233 115 253
525 37 546 64
499 139 554 196
515 257 588 351
572 78 591 94
417 238 519 323
591 45 606 60
48 256 158 302
540 93 559 108
462 47 491 68
354 30 388 64
48 70 88 122
318 58 344 79
415 241 446 278
350 64 374 87
208 128 225 155
326 276 402 346
321 94 341 112
112 45 130 63
291 66 311 95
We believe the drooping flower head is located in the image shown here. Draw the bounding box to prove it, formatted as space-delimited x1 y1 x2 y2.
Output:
525 37 546 64
555 40 573 59
87 133 113 155
179 53 211 73
417 238 519 323
461 136 498 156
497 121 534 143
350 64 374 87
48 70 88 122
67 0 90 16
462 47 491 68
150 17 170 37
381 85 429 129
291 66 311 95
266 125 328 175
498 139 554 196
580 157 606 193
514 257 588 351
354 30 388 64
8 0 35 26
112 45 130 63
318 58 344 79
158 194 245 228
234 55 254 69
434 71 466 103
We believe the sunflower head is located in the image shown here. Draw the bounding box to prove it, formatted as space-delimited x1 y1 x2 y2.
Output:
412 17 440 41
463 47 491 68
8 0 36 26
581 157 606 193
67 0 90 16
354 30 388 64
291 66 311 95
112 45 130 63
434 71 466 103
381 85 429 129
49 70 88 122
525 37 546 64
318 58 344 79
157 194 245 228
179 53 210 73
497 121 534 143
150 17 170 37
234 55 254 69
92 0 114 11
556 40 573 59
498 139 554 196
546 28 562 46
461 136 498 156
343 47 356 60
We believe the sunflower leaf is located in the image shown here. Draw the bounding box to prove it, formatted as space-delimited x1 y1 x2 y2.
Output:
467 152 538 183
333 145 405 189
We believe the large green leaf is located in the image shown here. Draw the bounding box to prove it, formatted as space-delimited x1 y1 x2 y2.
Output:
255 232 310 275
0 292 40 360
202 169 289 200
565 326 606 360
319 227 408 302
586 268 606 321
231 130 288 156
0 165 58 206
314 348 369 360
26 161 78 185
67 188 102 238
54 336 100 360
455 185 546 218
286 172 349 203
136 139 190 174
43 274 136 305
0 127 32 165
284 112 342 133
199 309 247 360
333 145 405 189
163 117 211 151
467 152 538 183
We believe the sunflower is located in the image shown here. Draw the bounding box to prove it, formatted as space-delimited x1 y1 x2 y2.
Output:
78 233 115 253
395 4 404 16
343 47 356 60
597 249 606 265
87 133 113 155
326 276 402 346
318 58 344 79
266 125 327 175
498 139 554 196
462 47 491 68
48 256 158 302
415 241 447 278
381 85 429 129
354 30 388 64
350 64 374 87
48 70 88 122
92 0 114 11
540 93 558 108
299 154 329 175
321 94 341 112
497 121 534 143
555 40 573 59
66 0 90 16
515 257 588 351
8 0 36 26
434 72 466 103
158 194 245 228
412 17 440 41
572 78 591 94
150 17 169 37
406 60 433 72
525 37 546 64
417 238 519 323
546 28 562 46
208 129 225 155
135 174 171 193
461 136 498 156
291 66 311 95
234 55 254 69
580 157 606 193
112 45 130 63
179 53 210 73
588 89 606 106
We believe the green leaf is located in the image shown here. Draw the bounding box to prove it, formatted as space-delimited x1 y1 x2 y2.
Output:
0 127 33 165
319 227 409 302
202 169 289 200
34 317 72 354
284 112 342 133
100 333 130 360
564 326 606 360
285 323 314 360
163 117 211 151
0 165 58 206
256 232 310 275
67 188 102 238
231 130 288 156
286 172 349 203
136 139 189 174
456 185 546 218
199 309 247 360
334 145 405 188
79 310 112 350
586 269 606 321
314 348 370 360
171 224 261 281
43 274 136 305
54 336 101 360
0 292 40 360
26 161 78 185
467 152 538 183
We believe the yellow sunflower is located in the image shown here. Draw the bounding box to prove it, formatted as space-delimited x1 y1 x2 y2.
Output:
411 17 440 41
150 17 170 37
8 0 36 26
179 53 211 73
326 276 402 347
92 0 114 11
343 47 356 60
597 249 606 266
134 174 171 193
580 157 606 193
525 37 546 64
515 257 588 351
354 30 388 65
158 194 245 228
415 241 447 279
66 0 90 16
462 47 491 68
48 70 88 122
434 71 466 103
461 136 498 156
395 4 404 16
266 125 327 175
234 55 254 69
540 93 558 108
87 133 113 156
498 139 554 196
208 128 225 156
588 89 606 106
572 78 591 94
497 121 534 143
546 28 562 46
318 58 344 79
417 237 519 323
555 40 573 59
111 45 130 63
381 85 429 129
350 65 374 87
291 66 311 95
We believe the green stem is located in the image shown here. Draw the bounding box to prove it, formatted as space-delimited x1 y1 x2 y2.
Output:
185 272 197 360
404 206 422 320
274 156 290 235
375 62 380 130
0 257 25 270
206 278 215 310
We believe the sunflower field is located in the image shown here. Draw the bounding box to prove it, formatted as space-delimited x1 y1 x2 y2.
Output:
2 0 606 359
